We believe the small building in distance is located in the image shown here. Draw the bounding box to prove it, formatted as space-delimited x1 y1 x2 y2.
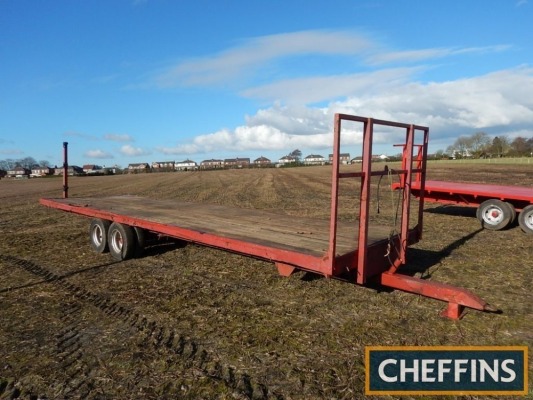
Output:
127 163 151 173
7 166 31 178
175 159 198 171
31 166 55 177
254 156 272 167
82 164 103 175
200 159 224 170
328 153 351 165
54 166 84 176
152 161 175 172
277 155 297 166
304 154 326 165
224 158 250 169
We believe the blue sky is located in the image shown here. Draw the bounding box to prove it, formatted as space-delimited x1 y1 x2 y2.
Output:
1 0 532 167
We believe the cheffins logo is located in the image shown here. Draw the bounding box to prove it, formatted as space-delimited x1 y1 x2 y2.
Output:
365 346 528 395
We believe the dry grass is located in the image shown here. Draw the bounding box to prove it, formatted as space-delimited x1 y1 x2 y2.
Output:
0 164 532 399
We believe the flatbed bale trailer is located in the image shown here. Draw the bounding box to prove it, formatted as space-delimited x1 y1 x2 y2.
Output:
40 114 498 319
391 147 533 233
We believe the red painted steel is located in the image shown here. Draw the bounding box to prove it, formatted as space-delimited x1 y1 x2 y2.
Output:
40 114 499 319
63 142 68 199
378 272 499 316
406 180 533 211
39 197 333 275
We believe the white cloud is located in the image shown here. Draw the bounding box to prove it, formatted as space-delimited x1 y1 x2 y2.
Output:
330 66 533 134
241 67 423 104
158 66 533 155
0 148 23 155
152 30 372 88
120 144 151 156
366 45 511 65
157 126 334 156
85 149 114 159
104 133 133 142
245 103 330 135
64 131 98 141
144 29 527 156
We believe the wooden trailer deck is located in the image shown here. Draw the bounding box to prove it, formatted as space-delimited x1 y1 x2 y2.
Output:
40 195 393 275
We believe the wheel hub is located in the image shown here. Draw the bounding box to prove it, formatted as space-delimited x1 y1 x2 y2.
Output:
484 207 504 224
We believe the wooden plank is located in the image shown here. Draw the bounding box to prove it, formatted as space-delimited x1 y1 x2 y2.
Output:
45 196 392 258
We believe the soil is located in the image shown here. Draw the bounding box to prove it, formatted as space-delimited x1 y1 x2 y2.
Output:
1 163 532 399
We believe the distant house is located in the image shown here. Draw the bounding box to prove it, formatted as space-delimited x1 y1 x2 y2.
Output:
127 163 150 173
54 166 83 176
152 161 175 172
254 156 271 167
304 154 325 165
175 159 197 171
224 158 250 168
328 153 351 165
372 154 389 161
277 155 297 165
7 167 30 178
82 164 103 174
31 166 54 177
200 159 224 170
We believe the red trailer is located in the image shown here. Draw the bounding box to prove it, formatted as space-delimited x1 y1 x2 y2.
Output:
40 114 498 319
392 147 533 233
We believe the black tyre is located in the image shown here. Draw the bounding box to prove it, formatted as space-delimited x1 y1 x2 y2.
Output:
134 227 146 257
518 205 533 234
476 199 513 230
89 219 111 253
506 202 517 225
108 222 136 261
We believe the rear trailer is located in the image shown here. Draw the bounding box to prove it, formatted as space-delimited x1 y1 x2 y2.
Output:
391 158 533 232
40 114 498 320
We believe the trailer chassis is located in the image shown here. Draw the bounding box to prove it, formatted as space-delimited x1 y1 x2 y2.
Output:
40 114 498 319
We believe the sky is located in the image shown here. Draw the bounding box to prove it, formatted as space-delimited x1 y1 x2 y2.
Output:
1 0 532 168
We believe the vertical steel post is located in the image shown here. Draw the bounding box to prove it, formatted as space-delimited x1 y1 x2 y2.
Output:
63 142 69 199
356 118 373 284
327 114 342 274
399 126 414 263
416 129 429 239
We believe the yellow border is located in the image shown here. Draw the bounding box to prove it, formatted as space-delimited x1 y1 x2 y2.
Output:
365 345 529 396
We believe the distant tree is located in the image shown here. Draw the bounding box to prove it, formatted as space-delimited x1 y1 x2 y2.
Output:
18 157 37 169
288 149 302 161
0 159 16 170
434 149 445 159
527 138 533 156
452 136 473 158
510 136 531 156
0 156 50 170
490 136 509 157
445 145 455 158
470 131 491 157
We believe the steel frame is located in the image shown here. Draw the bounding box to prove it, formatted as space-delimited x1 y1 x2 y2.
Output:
41 114 498 319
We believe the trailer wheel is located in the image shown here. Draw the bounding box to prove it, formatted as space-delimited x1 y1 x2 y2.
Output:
108 222 136 261
89 219 111 253
506 202 517 225
518 205 533 234
134 227 146 257
476 199 513 230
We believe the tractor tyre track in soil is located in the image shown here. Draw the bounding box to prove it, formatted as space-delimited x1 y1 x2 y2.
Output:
0 254 281 399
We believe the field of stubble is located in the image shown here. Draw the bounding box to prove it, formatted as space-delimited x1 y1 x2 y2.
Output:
1 163 532 399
